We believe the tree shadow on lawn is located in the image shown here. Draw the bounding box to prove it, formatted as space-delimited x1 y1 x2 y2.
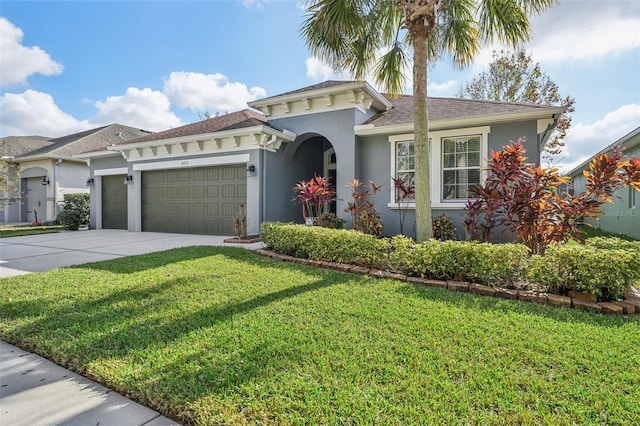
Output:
71 245 249 274
2 255 353 393
394 281 640 328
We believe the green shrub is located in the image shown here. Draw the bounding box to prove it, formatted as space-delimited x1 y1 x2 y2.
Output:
261 222 636 300
585 236 640 251
405 240 527 285
57 193 90 230
261 222 388 268
527 244 639 301
57 209 83 230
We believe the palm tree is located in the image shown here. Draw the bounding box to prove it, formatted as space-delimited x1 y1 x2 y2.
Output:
301 0 557 241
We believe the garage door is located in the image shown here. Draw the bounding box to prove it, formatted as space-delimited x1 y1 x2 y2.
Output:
102 175 128 229
142 165 246 235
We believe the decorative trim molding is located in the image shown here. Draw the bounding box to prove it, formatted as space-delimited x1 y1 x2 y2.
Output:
132 153 251 172
94 167 128 176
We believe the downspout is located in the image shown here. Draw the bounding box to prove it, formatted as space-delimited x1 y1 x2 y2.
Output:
54 158 62 220
260 147 266 227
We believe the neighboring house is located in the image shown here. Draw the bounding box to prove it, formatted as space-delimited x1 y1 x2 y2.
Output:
1 124 151 224
567 126 640 240
78 80 563 238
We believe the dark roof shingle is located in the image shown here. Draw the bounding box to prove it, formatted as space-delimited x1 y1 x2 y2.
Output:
111 109 271 146
0 136 53 157
14 124 151 158
365 95 555 127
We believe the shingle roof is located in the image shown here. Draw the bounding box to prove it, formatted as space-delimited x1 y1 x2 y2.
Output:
111 109 272 146
364 95 556 127
15 124 151 158
0 136 52 157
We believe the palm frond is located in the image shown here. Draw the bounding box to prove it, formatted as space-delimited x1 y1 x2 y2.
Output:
372 41 410 95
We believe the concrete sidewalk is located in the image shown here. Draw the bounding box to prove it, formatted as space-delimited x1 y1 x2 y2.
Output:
0 341 179 426
1 229 265 424
0 229 263 278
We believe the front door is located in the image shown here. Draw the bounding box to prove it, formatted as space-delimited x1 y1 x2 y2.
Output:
23 177 47 223
324 148 337 214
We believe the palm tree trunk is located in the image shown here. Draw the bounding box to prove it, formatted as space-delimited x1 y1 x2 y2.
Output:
413 33 433 242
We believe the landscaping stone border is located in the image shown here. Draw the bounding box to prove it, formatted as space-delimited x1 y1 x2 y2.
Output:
255 248 640 315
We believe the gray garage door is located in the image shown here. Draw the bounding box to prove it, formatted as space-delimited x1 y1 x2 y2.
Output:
142 165 246 235
102 175 128 230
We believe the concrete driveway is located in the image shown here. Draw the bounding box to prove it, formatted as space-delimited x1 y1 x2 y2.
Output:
0 229 263 278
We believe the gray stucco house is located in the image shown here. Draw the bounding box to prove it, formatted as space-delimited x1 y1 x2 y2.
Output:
1 124 150 224
78 80 563 238
567 126 640 240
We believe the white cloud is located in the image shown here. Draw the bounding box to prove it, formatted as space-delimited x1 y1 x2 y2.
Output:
163 72 266 113
531 18 640 63
470 2 640 71
427 79 457 94
0 90 89 137
305 56 349 81
94 87 183 131
0 17 63 86
240 0 270 9
553 104 640 172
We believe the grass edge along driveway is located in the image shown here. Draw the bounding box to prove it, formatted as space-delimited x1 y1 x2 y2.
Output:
1 246 638 425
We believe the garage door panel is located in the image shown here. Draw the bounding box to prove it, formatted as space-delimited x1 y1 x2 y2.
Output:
102 175 127 230
179 186 190 198
142 164 246 235
222 184 236 198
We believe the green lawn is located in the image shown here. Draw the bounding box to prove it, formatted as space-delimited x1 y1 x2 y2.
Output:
1 247 638 425
0 225 63 238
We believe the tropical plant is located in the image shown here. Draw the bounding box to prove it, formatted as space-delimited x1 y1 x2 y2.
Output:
432 213 456 240
234 203 248 239
465 140 640 255
292 175 337 222
392 175 415 235
345 179 383 235
301 0 558 242
314 212 345 229
457 50 574 157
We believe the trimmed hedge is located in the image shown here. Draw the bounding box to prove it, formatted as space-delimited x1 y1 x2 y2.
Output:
261 222 639 302
528 243 640 301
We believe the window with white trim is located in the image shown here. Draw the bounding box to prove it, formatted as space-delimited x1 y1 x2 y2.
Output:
395 141 415 200
442 135 481 200
388 127 489 208
631 186 637 209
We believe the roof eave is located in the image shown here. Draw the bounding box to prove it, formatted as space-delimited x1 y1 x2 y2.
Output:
354 106 566 136
108 125 296 152
249 81 393 112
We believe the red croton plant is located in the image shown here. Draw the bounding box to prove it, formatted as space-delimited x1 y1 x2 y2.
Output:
465 139 640 255
292 175 336 221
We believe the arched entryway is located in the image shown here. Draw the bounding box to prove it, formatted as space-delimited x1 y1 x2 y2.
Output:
285 133 337 216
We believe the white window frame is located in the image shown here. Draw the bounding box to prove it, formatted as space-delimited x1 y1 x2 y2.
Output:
389 126 490 209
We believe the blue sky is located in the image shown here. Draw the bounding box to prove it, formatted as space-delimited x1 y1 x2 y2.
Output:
1 0 639 171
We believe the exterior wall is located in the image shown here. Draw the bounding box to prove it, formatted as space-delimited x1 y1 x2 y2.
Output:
269 109 359 224
488 120 539 165
357 119 541 239
572 143 640 239
56 160 90 216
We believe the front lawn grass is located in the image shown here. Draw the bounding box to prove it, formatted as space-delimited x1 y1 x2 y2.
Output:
0 224 64 238
1 246 638 425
